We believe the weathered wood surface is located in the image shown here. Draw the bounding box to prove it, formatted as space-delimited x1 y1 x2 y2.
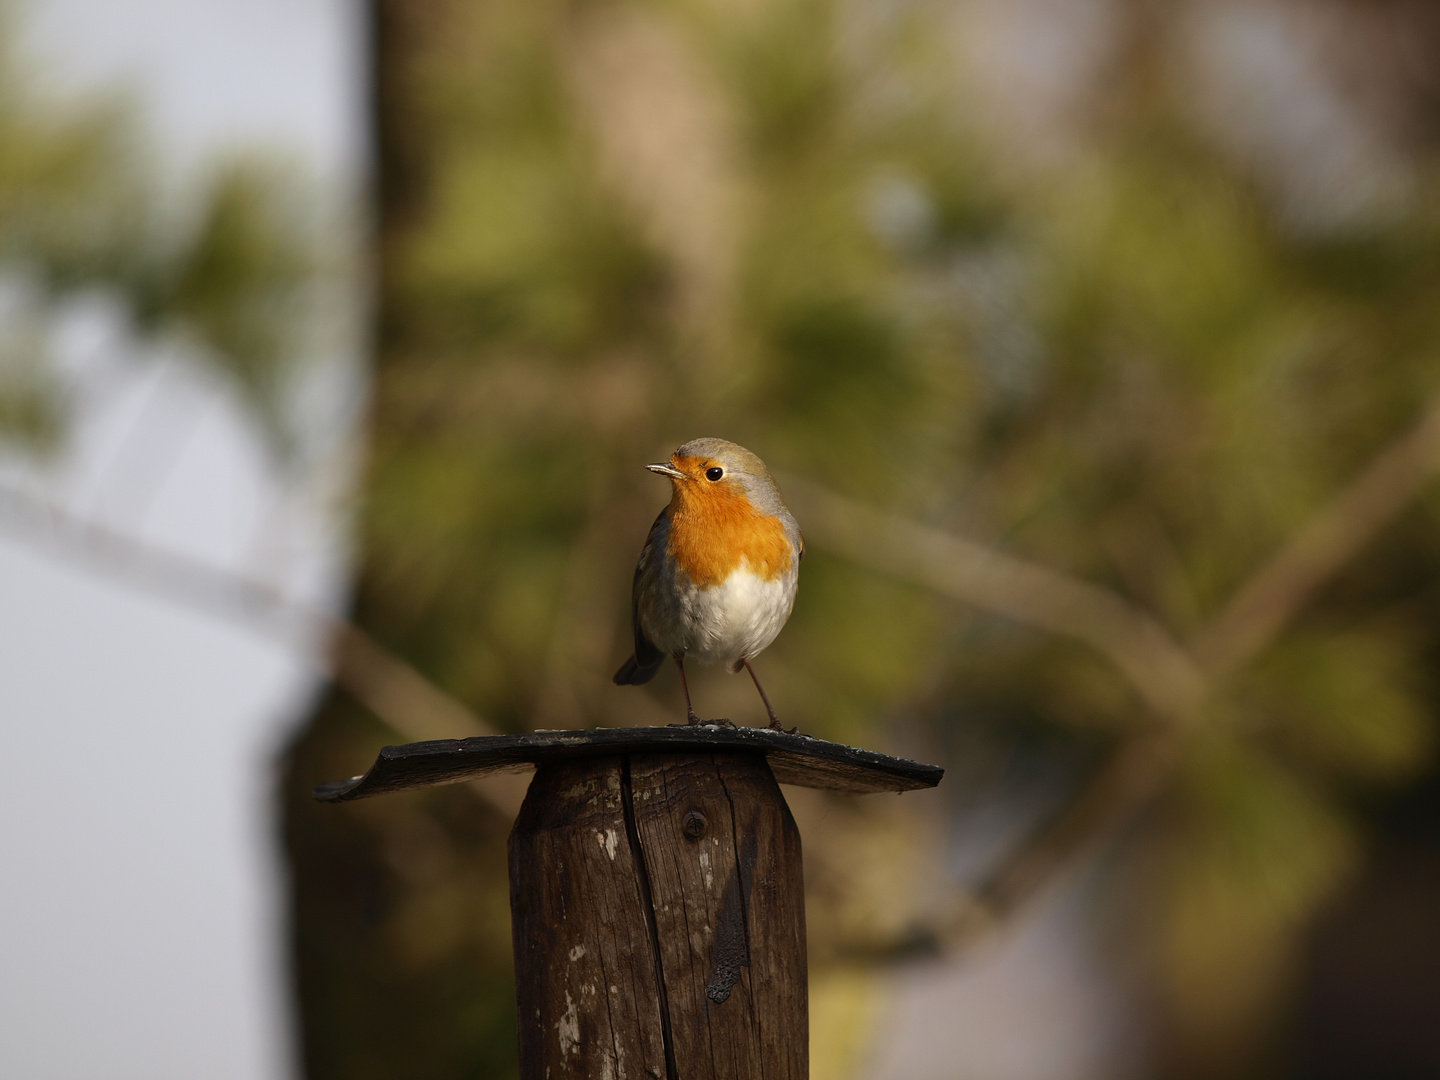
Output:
509 752 807 1080
509 757 670 1079
313 725 943 802
631 754 807 1080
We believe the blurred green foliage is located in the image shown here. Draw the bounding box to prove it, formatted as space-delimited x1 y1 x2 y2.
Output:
283 1 1440 1077
0 38 318 455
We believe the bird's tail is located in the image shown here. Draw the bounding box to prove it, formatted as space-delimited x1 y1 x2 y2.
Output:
614 654 665 686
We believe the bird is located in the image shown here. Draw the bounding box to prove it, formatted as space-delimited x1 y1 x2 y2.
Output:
613 437 802 730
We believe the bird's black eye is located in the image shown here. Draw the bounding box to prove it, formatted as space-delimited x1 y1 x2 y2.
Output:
706 466 724 481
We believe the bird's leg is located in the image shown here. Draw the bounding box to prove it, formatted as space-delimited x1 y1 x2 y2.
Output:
742 658 794 733
676 655 702 725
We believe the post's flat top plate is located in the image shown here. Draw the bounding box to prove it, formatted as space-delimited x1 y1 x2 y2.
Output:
314 726 943 802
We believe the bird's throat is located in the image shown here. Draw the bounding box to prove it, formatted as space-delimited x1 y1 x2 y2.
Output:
666 481 792 588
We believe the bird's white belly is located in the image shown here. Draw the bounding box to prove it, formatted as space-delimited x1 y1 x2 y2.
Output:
679 567 796 667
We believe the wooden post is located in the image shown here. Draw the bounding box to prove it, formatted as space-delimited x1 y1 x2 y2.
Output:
316 726 941 1080
510 753 807 1079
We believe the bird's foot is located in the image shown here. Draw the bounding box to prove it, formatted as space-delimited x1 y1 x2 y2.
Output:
768 718 798 735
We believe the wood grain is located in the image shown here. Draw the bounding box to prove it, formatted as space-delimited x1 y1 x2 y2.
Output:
509 753 808 1080
630 753 807 1080
509 757 669 1080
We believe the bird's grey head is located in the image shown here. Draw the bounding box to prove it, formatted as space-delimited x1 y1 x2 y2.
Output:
645 437 790 517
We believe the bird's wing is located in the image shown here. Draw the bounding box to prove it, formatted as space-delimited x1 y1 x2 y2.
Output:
630 508 668 668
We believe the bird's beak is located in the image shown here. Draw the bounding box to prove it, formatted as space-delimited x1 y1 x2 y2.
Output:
645 462 687 480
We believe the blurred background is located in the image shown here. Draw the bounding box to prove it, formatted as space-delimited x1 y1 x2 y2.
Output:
2 0 1439 1078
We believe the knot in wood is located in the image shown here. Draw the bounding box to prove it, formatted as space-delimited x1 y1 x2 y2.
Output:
682 810 707 840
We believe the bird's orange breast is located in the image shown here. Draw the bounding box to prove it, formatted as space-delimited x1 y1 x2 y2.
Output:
665 461 793 588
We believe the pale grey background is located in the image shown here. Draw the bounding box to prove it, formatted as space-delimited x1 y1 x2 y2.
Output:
0 3 364 1078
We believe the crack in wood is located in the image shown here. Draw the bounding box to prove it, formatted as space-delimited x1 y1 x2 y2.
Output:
621 756 680 1080
510 753 809 1078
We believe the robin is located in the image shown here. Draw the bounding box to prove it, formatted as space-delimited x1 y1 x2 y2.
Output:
613 437 802 729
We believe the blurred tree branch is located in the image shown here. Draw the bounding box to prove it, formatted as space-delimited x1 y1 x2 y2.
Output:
1192 392 1440 679
938 730 1183 951
0 478 527 815
783 476 1208 724
792 388 1440 954
6 379 1440 955
790 390 1440 729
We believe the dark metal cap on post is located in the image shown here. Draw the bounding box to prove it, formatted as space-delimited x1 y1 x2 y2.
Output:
314 725 944 801
316 727 942 1079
